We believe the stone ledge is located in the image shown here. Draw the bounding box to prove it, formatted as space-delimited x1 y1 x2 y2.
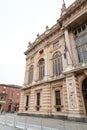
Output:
18 112 87 123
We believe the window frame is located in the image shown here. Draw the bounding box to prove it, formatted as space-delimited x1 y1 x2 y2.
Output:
55 89 61 112
76 34 87 63
53 42 59 48
36 92 40 111
39 58 45 80
55 90 61 106
53 51 62 76
25 95 29 111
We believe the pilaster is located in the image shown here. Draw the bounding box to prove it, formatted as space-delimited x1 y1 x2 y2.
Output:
24 62 29 85
66 74 83 117
41 84 51 115
33 54 38 83
19 90 25 113
44 46 50 81
70 31 79 64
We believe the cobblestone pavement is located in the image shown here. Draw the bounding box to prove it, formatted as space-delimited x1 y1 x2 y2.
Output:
0 113 87 130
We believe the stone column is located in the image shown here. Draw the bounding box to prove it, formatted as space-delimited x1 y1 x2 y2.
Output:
64 28 73 68
70 31 79 64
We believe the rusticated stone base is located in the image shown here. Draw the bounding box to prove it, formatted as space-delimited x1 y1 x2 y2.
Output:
18 112 87 123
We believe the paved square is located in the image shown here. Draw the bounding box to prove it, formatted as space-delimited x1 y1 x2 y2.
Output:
0 124 22 130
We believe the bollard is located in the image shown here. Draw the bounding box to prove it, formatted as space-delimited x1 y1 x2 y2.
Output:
13 115 16 127
24 116 27 130
5 114 7 125
41 118 43 130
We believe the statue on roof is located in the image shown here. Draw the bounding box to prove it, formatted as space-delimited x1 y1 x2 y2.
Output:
61 0 66 15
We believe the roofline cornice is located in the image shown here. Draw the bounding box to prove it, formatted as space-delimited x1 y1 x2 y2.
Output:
24 23 61 55
24 0 87 56
0 84 22 88
58 0 87 23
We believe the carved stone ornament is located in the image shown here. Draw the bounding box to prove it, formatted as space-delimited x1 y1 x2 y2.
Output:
68 82 77 109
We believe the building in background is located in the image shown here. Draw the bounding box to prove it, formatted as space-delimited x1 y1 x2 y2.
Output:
19 0 87 121
0 84 21 113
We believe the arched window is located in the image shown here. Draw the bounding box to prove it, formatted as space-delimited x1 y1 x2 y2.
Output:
29 65 34 84
39 58 45 80
53 51 62 76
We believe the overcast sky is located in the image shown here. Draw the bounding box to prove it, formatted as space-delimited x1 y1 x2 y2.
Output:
0 0 75 86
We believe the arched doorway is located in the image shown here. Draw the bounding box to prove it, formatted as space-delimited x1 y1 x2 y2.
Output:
82 78 87 114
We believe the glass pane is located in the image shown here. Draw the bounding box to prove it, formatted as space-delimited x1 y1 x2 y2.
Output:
53 51 61 58
55 63 57 76
76 35 87 46
55 91 61 105
37 93 40 106
78 27 81 33
56 63 58 75
39 59 44 65
84 52 87 61
53 42 59 48
82 46 86 52
53 57 62 76
82 24 86 31
26 95 29 107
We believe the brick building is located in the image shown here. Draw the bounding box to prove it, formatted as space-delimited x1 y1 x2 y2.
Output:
19 0 87 121
0 84 21 113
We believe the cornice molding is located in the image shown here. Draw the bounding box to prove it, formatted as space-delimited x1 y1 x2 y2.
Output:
24 23 61 55
58 0 86 23
25 0 87 55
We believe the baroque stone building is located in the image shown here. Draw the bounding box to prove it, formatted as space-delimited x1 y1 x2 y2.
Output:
19 0 87 120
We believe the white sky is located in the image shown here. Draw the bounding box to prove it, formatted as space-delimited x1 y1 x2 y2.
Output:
0 0 75 86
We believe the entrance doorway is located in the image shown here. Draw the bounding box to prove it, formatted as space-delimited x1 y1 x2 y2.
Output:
8 104 11 112
82 78 87 114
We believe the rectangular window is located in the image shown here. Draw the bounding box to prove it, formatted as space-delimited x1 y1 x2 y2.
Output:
74 22 87 36
55 90 61 111
37 93 40 106
53 42 59 48
55 90 61 105
0 94 6 100
39 65 44 80
25 95 29 111
36 93 40 111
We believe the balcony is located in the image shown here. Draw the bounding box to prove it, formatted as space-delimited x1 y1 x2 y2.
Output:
74 62 87 70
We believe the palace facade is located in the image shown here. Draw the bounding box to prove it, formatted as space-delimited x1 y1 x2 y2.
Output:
19 0 87 120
